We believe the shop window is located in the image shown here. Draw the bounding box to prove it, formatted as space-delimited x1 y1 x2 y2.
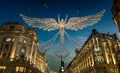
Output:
0 66 6 73
0 66 6 69
16 66 26 73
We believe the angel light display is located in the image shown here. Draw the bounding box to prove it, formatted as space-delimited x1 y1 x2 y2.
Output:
20 9 105 57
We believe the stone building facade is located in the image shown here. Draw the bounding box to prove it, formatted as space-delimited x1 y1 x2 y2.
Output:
66 29 120 73
0 22 48 73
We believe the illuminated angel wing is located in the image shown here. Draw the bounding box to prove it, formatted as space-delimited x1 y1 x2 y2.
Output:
65 9 105 31
20 14 60 31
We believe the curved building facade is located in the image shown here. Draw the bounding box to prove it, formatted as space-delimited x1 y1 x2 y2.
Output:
0 22 49 73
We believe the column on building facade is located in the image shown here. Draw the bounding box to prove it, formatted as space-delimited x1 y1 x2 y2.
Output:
110 43 117 65
9 37 18 61
33 46 37 65
112 54 116 65
89 57 91 67
103 42 109 64
91 55 94 66
87 58 89 67
30 41 34 64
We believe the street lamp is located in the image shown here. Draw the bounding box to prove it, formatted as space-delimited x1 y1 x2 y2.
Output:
59 55 65 73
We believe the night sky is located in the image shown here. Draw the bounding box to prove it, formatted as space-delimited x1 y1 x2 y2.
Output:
0 0 118 72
